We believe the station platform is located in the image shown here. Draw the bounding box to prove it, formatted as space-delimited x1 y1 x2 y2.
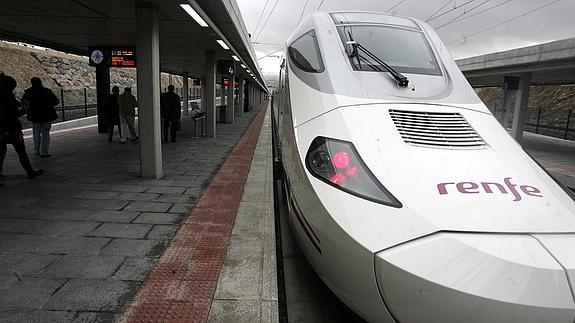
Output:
523 132 575 189
0 102 271 322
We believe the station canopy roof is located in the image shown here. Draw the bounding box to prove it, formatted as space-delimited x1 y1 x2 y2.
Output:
456 38 575 87
0 0 266 89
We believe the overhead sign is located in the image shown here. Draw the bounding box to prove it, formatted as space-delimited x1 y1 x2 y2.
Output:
89 47 137 68
217 60 234 75
503 76 520 90
110 49 136 67
89 48 106 66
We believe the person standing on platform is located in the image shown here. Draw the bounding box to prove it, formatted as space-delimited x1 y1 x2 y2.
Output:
161 85 181 143
106 86 121 142
0 73 43 179
118 87 138 143
22 77 59 157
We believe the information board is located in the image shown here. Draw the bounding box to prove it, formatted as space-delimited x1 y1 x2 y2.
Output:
110 49 136 67
217 60 234 75
88 47 136 68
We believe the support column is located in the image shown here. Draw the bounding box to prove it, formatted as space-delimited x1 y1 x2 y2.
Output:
182 73 189 115
250 84 254 110
237 77 244 117
96 65 110 133
200 78 206 112
136 4 162 178
511 72 532 145
226 69 235 123
205 51 216 137
501 89 514 128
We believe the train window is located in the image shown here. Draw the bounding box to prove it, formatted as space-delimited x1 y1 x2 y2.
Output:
337 25 442 76
288 30 325 73
331 12 419 30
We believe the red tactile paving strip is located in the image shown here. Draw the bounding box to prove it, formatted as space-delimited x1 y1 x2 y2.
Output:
121 103 268 323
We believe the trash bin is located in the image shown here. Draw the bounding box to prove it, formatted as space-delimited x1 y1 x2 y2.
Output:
217 105 227 123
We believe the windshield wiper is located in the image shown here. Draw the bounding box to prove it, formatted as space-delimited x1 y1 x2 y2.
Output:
346 32 409 87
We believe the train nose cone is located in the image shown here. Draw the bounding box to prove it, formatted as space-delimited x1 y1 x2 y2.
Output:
375 233 575 322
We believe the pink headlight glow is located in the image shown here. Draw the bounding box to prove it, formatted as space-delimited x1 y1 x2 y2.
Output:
332 150 350 169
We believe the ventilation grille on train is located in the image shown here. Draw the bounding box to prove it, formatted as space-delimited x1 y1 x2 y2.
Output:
389 110 486 149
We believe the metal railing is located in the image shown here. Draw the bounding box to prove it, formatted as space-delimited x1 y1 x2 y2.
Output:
525 107 574 140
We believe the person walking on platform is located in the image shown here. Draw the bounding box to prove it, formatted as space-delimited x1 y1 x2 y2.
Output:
118 87 138 143
0 74 43 179
22 77 59 157
161 85 181 143
106 86 121 142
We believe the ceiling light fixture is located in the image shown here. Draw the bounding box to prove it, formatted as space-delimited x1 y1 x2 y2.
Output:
217 40 230 50
231 55 240 62
240 64 247 69
180 4 209 27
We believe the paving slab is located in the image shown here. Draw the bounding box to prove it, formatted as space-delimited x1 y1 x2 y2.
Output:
168 203 195 213
133 212 184 224
145 186 187 194
37 255 125 279
88 223 153 239
154 193 195 203
111 257 157 282
74 190 122 200
123 201 173 213
0 276 66 310
116 192 161 201
0 310 76 322
146 224 179 240
43 279 139 311
100 239 166 258
0 253 58 277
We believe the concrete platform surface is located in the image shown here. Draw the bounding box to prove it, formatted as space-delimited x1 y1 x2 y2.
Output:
523 132 575 189
0 104 262 322
208 105 278 322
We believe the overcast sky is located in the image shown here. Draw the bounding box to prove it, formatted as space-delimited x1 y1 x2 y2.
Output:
236 0 575 83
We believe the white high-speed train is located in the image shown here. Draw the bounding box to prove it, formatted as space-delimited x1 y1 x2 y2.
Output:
272 11 575 322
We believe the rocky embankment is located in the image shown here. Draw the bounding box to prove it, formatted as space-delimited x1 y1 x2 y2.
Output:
0 42 183 107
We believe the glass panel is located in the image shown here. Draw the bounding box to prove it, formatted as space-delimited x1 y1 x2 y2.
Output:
337 25 441 76
331 12 419 29
288 30 324 73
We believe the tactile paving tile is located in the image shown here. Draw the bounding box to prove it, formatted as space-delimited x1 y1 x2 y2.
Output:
184 262 223 281
168 280 217 302
191 248 227 263
122 103 269 323
166 302 211 323
126 302 171 322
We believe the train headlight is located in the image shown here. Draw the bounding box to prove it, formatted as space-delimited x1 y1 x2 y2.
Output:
306 137 402 207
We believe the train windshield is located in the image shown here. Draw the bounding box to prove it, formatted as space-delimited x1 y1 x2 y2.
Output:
335 24 442 76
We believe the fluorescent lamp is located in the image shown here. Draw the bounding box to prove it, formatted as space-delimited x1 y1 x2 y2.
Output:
246 69 251 73
232 55 240 62
216 40 230 50
180 4 209 27
240 64 246 69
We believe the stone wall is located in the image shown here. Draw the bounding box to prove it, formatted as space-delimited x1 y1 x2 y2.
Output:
0 42 188 107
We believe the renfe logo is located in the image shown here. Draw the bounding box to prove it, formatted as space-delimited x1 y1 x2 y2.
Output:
437 177 542 201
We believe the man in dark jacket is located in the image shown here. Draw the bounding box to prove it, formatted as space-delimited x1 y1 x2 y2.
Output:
22 77 59 157
0 73 43 179
160 85 181 143
106 86 121 142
